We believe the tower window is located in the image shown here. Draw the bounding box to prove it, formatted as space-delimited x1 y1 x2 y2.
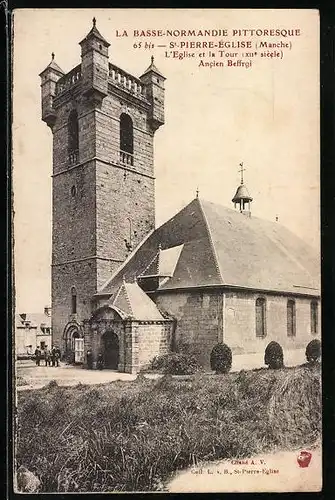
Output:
71 287 77 314
119 113 134 166
287 299 296 337
71 185 76 197
310 300 318 335
255 297 266 338
68 110 79 166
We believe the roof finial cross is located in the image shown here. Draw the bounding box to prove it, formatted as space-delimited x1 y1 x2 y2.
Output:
238 162 246 185
196 187 199 198
51 52 55 60
92 17 96 27
151 55 154 64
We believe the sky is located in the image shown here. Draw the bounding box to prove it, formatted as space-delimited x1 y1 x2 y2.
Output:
13 9 320 313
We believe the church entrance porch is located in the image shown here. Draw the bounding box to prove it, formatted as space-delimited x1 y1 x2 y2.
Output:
83 305 173 374
102 331 119 370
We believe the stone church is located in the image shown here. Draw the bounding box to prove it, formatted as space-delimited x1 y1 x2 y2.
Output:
40 20 320 372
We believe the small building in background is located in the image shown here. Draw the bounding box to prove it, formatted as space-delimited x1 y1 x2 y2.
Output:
15 307 52 357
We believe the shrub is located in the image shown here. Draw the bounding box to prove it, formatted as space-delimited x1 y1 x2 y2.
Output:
148 352 199 375
305 339 321 364
176 342 207 367
264 341 284 369
210 343 232 374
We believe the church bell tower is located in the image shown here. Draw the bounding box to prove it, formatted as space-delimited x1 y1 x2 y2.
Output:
232 162 253 217
39 19 165 352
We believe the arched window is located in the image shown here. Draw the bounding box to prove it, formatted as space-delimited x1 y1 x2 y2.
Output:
71 287 77 314
68 110 79 165
119 113 134 166
310 300 318 335
287 300 296 337
255 297 266 338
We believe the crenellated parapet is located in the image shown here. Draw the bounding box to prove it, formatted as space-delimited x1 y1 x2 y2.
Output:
40 21 165 134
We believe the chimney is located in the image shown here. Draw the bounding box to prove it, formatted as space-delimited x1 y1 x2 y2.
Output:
44 306 51 317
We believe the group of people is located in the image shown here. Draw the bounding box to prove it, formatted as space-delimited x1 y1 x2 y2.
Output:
34 345 61 367
34 346 105 369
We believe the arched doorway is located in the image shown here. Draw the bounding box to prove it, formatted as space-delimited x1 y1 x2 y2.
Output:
103 331 119 369
63 323 83 364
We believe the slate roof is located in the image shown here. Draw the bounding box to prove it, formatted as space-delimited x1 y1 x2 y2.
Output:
79 22 110 47
139 244 184 278
39 56 64 77
97 198 320 299
16 313 51 330
109 281 165 321
140 56 166 79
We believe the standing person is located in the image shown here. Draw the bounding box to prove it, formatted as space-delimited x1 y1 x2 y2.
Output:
86 350 92 370
54 346 60 367
44 346 50 367
51 346 56 367
97 353 104 370
34 347 41 366
56 346 61 361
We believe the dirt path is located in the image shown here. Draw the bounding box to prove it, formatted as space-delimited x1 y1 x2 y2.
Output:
166 447 321 493
16 348 307 391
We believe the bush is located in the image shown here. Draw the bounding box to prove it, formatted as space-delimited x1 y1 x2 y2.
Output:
149 352 199 375
306 339 321 364
210 343 232 374
264 341 284 369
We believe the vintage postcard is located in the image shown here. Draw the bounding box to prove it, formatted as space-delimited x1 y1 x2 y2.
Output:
12 9 321 493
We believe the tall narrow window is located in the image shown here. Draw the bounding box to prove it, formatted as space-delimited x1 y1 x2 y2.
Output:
255 297 266 338
71 287 77 314
119 113 134 166
68 110 79 165
287 300 296 337
310 300 318 335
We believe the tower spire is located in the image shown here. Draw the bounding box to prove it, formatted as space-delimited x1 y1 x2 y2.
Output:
239 162 246 185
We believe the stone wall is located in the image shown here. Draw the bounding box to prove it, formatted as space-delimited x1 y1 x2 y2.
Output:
134 322 172 371
95 158 155 288
50 67 158 344
224 291 321 354
15 328 37 355
155 289 321 368
155 291 223 367
51 259 97 347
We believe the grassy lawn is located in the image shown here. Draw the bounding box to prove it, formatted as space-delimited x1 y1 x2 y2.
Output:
16 364 321 492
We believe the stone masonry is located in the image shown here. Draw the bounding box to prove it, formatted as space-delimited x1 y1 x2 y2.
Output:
40 21 165 349
155 289 321 369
